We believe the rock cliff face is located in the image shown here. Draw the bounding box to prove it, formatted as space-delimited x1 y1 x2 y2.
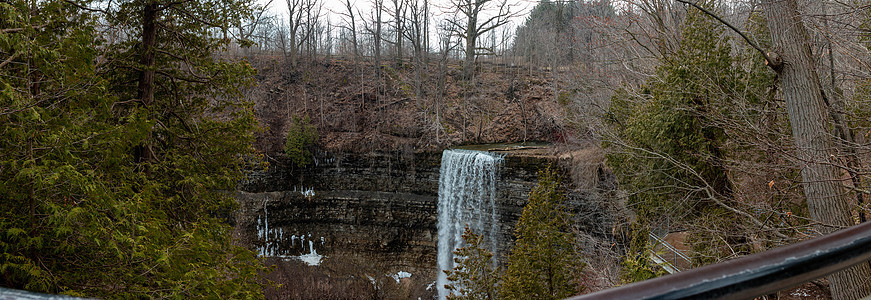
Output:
234 149 553 287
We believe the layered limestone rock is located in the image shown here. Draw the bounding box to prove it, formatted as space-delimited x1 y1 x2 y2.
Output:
237 150 546 264
233 147 617 297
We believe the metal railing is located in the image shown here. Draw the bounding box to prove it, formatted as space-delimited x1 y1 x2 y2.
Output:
649 232 692 273
568 221 871 299
0 287 89 299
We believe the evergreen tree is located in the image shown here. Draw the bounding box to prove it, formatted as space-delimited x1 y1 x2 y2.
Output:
501 168 582 300
606 8 735 270
618 221 667 283
0 0 120 293
605 4 777 271
0 0 266 297
606 8 735 220
513 0 615 65
284 115 319 168
443 226 499 300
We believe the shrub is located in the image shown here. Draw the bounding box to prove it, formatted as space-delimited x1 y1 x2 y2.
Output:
284 116 319 167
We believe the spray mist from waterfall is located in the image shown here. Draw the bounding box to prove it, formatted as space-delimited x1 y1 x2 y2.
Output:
436 149 503 299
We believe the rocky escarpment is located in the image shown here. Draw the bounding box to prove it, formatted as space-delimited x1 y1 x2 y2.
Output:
234 146 619 297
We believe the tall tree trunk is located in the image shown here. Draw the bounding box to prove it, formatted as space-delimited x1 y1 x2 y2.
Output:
423 0 429 63
464 14 476 79
137 1 158 166
414 45 422 107
289 8 298 67
394 0 402 66
762 0 871 299
374 0 383 132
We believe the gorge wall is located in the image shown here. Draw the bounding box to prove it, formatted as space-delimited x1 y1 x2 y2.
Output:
234 147 618 298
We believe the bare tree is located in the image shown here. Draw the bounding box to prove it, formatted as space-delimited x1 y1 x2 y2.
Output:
323 18 333 58
235 0 275 56
402 0 427 106
445 0 518 78
286 0 318 64
336 0 366 132
252 16 277 53
303 0 323 60
362 0 385 131
432 20 460 143
274 18 290 59
338 0 361 63
364 0 385 81
387 0 406 65
423 0 430 60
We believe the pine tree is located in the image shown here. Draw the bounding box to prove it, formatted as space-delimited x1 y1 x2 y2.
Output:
606 8 736 221
443 226 499 300
1 0 119 293
285 115 319 168
95 0 265 295
501 168 582 299
605 4 778 271
0 0 266 297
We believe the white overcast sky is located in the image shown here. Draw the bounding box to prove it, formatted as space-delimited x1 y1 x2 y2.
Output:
261 0 535 34
257 0 636 51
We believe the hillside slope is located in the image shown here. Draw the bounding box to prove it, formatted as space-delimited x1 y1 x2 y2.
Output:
246 57 573 154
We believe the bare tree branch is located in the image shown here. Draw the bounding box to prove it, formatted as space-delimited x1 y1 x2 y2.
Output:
674 0 781 70
0 51 20 69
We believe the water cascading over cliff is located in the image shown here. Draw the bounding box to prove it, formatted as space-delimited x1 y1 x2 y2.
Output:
437 149 504 299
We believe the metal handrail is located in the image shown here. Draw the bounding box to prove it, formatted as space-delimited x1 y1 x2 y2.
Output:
649 232 693 264
567 221 871 300
650 252 681 274
0 287 90 299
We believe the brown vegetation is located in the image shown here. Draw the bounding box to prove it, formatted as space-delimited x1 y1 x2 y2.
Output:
245 57 572 155
262 255 436 300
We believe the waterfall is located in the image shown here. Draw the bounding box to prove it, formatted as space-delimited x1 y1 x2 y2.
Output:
436 149 503 299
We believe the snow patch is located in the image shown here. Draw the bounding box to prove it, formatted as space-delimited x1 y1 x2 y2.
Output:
296 240 323 266
390 271 412 283
790 289 811 297
297 252 322 266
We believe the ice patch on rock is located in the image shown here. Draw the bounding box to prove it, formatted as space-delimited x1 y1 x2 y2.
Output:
296 240 323 266
293 186 315 197
390 271 412 283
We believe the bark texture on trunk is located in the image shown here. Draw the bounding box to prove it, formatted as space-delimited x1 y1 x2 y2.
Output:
761 0 871 298
137 1 158 165
464 13 477 79
138 2 157 107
